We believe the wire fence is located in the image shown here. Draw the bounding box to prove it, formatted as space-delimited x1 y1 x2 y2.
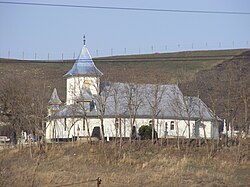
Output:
0 41 249 61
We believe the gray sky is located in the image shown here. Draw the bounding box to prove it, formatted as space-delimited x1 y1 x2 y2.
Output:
0 0 250 60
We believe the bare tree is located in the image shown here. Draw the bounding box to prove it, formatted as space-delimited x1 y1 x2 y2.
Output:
145 84 165 144
124 83 143 144
94 80 112 144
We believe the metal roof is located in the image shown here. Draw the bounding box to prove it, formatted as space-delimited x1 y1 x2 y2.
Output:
64 45 103 77
50 83 218 121
48 88 62 105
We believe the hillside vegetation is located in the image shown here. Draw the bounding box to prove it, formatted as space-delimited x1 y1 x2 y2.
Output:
0 49 250 187
0 141 250 187
0 48 249 132
0 49 246 101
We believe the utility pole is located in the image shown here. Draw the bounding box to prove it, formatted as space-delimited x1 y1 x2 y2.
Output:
111 48 113 56
8 50 10 59
22 51 24 60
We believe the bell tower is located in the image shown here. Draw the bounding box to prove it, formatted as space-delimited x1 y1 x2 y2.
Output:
64 36 103 105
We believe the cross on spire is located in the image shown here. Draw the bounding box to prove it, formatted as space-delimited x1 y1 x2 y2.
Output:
83 35 86 45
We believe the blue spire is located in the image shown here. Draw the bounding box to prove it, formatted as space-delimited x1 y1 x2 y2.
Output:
64 39 103 77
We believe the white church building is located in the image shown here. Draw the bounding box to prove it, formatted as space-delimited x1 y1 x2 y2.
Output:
45 39 222 141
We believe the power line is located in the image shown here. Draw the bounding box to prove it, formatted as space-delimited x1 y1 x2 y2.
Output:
0 1 250 15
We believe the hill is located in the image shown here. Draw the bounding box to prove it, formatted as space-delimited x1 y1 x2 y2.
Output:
0 49 246 101
0 48 249 133
180 50 250 130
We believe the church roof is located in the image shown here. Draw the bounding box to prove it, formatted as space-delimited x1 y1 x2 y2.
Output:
50 83 218 121
64 45 103 77
48 88 62 105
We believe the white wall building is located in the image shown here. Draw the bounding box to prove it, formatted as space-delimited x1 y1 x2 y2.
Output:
46 40 222 141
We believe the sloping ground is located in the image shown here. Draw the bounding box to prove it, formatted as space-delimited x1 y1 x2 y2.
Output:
0 49 246 102
0 142 250 187
181 50 250 126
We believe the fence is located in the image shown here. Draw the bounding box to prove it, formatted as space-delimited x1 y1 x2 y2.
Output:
0 41 249 61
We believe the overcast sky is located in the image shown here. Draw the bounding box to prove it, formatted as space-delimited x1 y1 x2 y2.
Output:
0 0 250 60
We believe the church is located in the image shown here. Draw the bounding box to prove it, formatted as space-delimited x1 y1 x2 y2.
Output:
45 39 222 141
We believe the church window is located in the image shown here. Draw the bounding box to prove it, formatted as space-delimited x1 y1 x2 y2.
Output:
90 100 95 111
64 118 67 131
149 120 152 127
83 119 86 131
170 121 174 130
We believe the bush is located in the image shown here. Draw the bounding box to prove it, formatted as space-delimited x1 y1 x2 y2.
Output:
138 125 158 140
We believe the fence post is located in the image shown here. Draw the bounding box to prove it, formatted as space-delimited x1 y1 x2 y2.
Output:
96 177 101 187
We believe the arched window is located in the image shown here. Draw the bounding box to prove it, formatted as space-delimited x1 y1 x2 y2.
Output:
165 122 168 136
149 120 152 127
170 121 174 130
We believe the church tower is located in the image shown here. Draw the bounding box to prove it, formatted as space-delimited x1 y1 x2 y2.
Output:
48 88 62 116
64 36 103 105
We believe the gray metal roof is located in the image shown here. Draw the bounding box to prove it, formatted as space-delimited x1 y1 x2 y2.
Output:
51 104 99 119
184 96 219 121
50 83 218 121
64 45 103 77
48 88 62 105
104 83 217 120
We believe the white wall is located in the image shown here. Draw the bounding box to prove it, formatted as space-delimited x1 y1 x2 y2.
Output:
46 117 217 141
66 76 99 105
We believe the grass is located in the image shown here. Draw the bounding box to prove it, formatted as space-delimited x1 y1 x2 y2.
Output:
0 141 249 187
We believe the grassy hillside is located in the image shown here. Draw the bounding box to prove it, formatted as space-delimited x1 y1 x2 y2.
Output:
0 49 246 101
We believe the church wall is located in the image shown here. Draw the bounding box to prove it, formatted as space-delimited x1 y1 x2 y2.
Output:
66 76 99 105
46 117 217 141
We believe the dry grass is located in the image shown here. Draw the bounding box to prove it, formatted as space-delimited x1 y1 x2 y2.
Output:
0 141 249 187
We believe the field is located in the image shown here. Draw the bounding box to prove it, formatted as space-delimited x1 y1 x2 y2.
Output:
0 140 250 187
0 48 250 187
